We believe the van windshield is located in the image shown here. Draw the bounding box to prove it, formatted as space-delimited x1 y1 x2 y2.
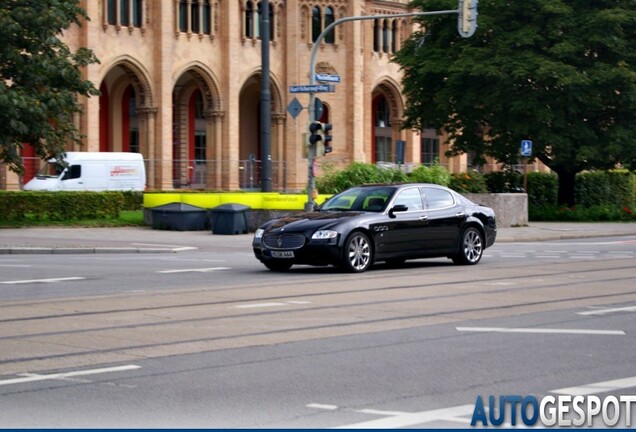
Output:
35 162 65 178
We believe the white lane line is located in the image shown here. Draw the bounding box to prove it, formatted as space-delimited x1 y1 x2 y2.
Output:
0 264 31 267
0 276 86 285
306 403 338 410
334 404 475 429
157 267 230 273
456 327 625 336
0 365 141 386
232 301 311 309
551 376 636 396
578 306 636 316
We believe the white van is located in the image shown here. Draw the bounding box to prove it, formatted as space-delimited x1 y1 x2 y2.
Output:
23 152 146 192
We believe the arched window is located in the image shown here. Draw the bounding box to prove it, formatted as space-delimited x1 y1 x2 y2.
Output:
245 1 254 38
254 1 262 38
191 0 201 33
374 95 392 162
132 0 143 27
107 0 116 25
311 6 321 43
382 19 390 53
179 0 188 32
202 0 211 34
373 19 380 52
324 7 335 44
391 20 398 52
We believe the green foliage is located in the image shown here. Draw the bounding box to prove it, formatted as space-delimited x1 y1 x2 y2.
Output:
485 171 524 193
316 162 407 194
315 162 454 194
0 191 127 222
530 204 635 222
575 170 636 208
449 170 488 193
0 1 100 174
526 171 558 208
394 0 636 205
408 164 452 186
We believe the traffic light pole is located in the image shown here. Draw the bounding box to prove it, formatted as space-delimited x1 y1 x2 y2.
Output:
304 3 475 211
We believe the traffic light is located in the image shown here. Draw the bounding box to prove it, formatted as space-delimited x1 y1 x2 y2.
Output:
457 0 478 38
307 121 333 157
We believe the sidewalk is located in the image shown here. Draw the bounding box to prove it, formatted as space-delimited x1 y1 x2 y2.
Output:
0 222 636 254
0 222 635 254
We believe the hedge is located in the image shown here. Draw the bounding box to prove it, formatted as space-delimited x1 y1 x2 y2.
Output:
0 191 142 222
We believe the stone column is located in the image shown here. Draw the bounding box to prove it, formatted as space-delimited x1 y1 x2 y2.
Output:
137 107 158 188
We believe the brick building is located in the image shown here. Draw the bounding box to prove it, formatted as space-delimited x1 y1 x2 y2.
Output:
5 0 477 191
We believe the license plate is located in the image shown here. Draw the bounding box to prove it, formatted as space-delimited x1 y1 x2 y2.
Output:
271 250 294 258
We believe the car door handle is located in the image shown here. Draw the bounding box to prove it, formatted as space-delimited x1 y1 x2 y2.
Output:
456 212 465 218
419 215 429 221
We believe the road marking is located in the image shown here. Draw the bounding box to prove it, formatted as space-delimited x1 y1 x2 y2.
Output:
456 327 625 336
232 301 311 309
157 267 230 273
578 306 636 316
334 404 475 429
551 376 636 396
0 276 86 285
307 403 338 410
0 365 141 386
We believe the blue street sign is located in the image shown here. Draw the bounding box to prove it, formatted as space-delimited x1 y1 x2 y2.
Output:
289 84 335 93
315 73 341 83
286 97 303 119
521 140 532 157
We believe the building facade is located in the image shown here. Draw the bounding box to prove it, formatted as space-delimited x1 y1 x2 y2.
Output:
5 0 476 192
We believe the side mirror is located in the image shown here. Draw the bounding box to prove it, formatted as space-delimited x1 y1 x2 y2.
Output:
388 204 408 218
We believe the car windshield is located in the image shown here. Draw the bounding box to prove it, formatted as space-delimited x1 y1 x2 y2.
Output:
320 186 396 212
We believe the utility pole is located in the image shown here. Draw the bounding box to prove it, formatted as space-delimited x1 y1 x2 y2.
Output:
260 0 272 192
304 1 477 211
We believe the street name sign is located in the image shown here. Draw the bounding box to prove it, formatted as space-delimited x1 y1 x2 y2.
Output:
289 84 335 93
315 74 341 83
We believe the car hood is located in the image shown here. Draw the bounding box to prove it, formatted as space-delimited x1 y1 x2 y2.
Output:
264 211 363 233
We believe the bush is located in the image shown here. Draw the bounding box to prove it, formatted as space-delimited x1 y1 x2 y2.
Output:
530 204 636 222
407 164 452 186
527 171 558 208
485 170 524 193
0 191 126 222
449 170 487 193
316 162 407 194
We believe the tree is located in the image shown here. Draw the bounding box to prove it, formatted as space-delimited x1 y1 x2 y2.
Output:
0 0 99 175
394 0 636 205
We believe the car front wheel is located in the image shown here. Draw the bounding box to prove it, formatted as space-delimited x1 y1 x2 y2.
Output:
452 227 483 265
341 232 372 273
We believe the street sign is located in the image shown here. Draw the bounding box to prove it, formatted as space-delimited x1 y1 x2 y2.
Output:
289 84 335 93
315 73 341 83
286 97 303 119
520 140 532 157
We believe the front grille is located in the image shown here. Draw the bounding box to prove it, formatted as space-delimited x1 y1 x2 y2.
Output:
263 234 305 250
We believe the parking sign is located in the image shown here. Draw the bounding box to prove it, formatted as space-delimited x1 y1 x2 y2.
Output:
521 140 532 157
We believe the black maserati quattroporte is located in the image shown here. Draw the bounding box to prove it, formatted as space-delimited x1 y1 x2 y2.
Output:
252 183 497 272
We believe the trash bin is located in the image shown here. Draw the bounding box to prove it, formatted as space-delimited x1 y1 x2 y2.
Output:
210 203 250 235
151 202 208 231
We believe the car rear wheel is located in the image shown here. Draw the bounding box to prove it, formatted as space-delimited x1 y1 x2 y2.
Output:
452 227 483 265
264 260 293 272
341 232 372 273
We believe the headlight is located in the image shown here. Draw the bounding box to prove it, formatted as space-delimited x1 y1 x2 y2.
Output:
312 230 338 240
254 228 265 239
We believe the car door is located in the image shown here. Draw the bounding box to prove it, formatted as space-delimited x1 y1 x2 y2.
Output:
382 187 428 256
421 186 463 252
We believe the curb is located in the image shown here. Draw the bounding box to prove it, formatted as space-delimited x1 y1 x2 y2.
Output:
0 247 179 255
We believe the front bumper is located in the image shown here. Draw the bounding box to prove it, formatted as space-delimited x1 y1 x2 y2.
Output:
252 236 342 267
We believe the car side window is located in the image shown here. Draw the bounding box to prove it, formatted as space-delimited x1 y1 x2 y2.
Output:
424 187 455 209
393 188 423 211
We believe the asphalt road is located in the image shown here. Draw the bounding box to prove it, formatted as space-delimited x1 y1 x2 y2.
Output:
0 232 634 428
